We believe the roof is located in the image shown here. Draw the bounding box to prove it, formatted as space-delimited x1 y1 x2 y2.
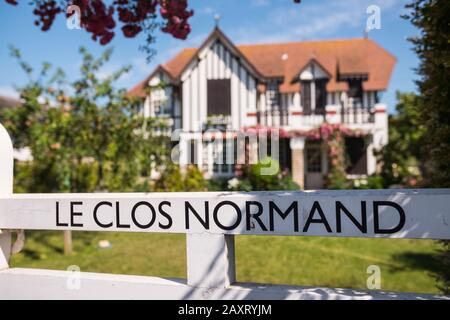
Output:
130 28 396 96
0 95 21 110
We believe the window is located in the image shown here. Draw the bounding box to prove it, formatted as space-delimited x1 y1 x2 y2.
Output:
348 79 363 102
315 79 328 114
345 137 367 175
266 82 280 109
207 79 231 116
301 81 312 115
152 88 171 115
306 142 322 173
211 139 234 176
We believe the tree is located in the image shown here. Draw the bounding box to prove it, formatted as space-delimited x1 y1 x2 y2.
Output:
377 92 425 187
1 46 170 253
3 1 301 60
403 0 450 294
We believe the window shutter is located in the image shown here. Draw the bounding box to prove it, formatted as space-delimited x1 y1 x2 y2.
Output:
207 79 231 116
315 79 328 114
301 81 311 115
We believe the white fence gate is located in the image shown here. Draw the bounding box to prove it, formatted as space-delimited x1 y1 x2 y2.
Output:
0 123 449 300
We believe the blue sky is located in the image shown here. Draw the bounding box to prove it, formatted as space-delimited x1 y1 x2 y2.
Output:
0 0 419 113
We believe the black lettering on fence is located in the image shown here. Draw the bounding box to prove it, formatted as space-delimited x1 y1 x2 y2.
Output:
70 201 84 227
303 201 332 233
245 201 268 231
335 201 367 233
52 198 409 235
131 201 156 229
373 201 406 234
115 201 131 229
158 201 173 229
269 201 299 232
185 201 210 230
213 201 242 231
93 201 113 228
56 201 68 227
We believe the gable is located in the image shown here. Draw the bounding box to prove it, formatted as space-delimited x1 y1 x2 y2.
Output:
298 60 330 81
178 27 263 82
128 66 174 98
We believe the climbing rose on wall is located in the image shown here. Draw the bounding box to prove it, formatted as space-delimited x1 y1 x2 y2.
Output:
306 123 364 189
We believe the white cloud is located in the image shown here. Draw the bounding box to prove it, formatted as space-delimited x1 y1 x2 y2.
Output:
252 0 270 6
200 6 215 15
234 0 403 43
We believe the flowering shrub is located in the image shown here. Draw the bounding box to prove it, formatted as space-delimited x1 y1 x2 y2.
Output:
5 0 193 43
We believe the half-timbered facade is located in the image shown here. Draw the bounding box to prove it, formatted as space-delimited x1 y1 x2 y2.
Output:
129 28 396 189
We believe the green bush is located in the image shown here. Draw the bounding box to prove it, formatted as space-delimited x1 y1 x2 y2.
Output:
153 164 207 192
350 175 384 190
226 158 300 192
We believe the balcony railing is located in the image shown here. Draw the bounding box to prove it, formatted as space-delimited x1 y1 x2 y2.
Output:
257 109 289 127
340 98 374 124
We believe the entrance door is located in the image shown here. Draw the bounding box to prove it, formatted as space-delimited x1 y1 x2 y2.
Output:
305 141 324 189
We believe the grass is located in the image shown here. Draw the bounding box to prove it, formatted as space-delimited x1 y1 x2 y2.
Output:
10 230 444 294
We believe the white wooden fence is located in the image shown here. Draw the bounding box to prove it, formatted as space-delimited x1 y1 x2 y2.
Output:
0 123 449 300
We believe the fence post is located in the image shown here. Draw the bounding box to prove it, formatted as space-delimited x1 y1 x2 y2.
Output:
0 123 13 270
186 234 236 289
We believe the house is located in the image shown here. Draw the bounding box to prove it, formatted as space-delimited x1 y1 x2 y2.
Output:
129 27 396 189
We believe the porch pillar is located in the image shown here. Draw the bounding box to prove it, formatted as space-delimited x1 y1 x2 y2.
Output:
290 136 306 189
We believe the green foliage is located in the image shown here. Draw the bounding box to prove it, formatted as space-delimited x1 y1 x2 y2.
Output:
324 130 349 190
404 0 450 294
350 175 385 190
2 46 170 193
226 158 300 191
376 92 425 187
206 177 229 191
153 164 207 192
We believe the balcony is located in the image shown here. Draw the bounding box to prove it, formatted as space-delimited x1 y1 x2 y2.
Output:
257 109 290 127
340 98 374 124
258 99 386 130
202 115 232 131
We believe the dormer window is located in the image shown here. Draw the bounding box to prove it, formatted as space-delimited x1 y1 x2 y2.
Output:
151 87 171 116
338 72 368 108
266 81 280 109
299 61 330 115
347 79 363 107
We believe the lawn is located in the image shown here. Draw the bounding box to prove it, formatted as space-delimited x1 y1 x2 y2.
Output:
10 230 444 294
